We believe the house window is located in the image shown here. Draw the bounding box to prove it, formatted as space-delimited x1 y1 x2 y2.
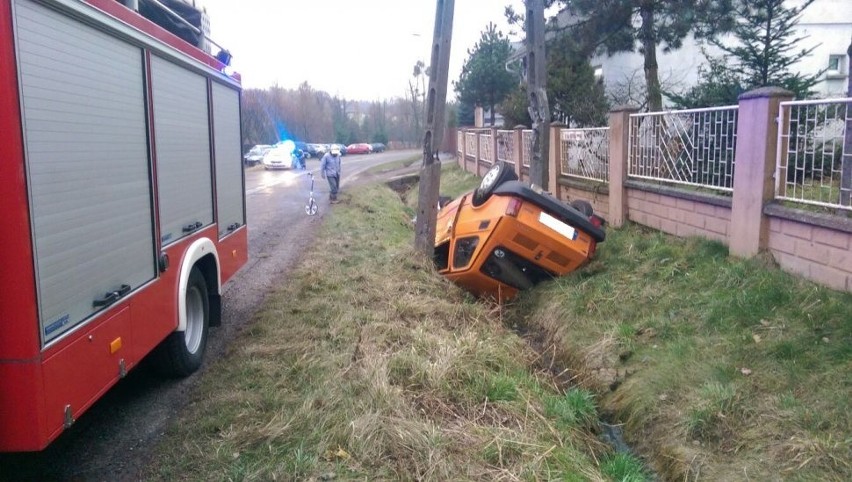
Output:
827 55 845 76
593 65 604 81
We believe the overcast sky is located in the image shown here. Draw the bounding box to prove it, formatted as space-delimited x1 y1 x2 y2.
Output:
196 0 525 101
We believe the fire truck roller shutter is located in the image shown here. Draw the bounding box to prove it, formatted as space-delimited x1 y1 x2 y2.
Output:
150 55 213 246
211 82 244 238
14 0 156 344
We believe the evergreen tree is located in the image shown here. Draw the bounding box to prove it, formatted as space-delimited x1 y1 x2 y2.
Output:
712 0 821 99
546 33 608 126
499 84 532 128
670 0 821 107
454 23 516 125
667 50 745 108
455 100 476 127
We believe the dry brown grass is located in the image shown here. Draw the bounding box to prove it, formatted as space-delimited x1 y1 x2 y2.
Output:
149 179 610 481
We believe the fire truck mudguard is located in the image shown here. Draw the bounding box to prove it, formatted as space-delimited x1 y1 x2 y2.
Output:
177 237 221 334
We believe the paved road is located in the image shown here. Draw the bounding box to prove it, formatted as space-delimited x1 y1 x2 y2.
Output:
0 149 420 482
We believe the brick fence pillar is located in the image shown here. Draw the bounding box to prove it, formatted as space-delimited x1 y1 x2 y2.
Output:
475 131 482 177
491 127 499 168
459 128 466 170
608 105 638 228
550 123 565 198
729 87 793 258
513 125 525 179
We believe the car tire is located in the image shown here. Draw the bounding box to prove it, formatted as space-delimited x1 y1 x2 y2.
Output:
152 267 209 378
472 161 518 207
570 200 594 217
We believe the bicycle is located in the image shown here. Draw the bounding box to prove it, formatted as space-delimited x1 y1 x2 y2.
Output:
305 172 318 216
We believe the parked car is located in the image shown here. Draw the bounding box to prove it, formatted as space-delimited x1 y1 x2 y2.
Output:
345 143 372 155
329 143 347 155
244 144 272 166
262 144 295 169
370 143 386 153
307 143 327 158
433 161 605 302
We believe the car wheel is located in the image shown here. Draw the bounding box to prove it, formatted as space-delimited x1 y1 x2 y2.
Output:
570 200 594 217
472 161 518 207
153 267 210 378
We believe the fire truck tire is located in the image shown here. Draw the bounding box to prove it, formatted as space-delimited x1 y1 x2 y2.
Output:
154 267 209 378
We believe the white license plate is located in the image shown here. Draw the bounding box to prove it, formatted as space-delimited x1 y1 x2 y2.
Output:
539 212 577 240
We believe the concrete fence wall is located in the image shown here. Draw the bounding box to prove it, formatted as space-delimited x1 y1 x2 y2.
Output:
455 89 852 293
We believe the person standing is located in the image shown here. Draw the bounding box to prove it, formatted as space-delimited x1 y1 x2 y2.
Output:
320 146 342 203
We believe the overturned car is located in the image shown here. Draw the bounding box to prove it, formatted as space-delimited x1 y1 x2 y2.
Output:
434 162 605 302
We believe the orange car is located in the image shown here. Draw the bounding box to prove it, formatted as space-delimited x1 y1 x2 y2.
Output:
434 162 605 302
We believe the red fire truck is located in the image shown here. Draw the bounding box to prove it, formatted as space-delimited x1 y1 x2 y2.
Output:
0 0 247 451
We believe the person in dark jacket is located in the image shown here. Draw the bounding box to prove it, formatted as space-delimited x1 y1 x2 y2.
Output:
320 147 342 203
292 148 306 169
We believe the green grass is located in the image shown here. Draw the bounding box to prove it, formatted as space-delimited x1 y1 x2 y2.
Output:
149 164 851 481
509 221 852 481
600 452 649 482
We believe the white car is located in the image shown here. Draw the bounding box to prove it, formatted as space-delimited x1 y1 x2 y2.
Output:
262 145 294 170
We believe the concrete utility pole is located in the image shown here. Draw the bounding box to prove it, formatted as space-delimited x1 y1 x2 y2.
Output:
414 0 455 255
525 0 550 189
841 34 852 208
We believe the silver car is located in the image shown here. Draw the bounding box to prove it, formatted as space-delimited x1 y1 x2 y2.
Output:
244 144 272 166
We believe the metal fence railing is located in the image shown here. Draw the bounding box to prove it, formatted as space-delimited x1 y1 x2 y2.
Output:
628 105 739 192
479 132 493 164
496 129 515 164
464 132 477 159
521 129 533 167
560 127 609 183
776 98 852 211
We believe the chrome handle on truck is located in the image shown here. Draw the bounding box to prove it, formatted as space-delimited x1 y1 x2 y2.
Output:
182 221 203 233
92 284 131 308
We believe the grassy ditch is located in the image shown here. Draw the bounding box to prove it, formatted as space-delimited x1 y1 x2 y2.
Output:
150 167 623 481
509 220 851 481
151 164 850 481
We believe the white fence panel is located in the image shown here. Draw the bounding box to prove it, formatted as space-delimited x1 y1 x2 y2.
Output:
628 106 739 192
776 98 852 211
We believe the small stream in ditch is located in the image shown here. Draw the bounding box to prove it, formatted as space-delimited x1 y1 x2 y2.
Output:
507 317 659 480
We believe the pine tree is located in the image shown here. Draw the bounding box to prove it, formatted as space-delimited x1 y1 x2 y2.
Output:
670 0 822 107
454 23 516 125
711 0 821 99
546 33 609 126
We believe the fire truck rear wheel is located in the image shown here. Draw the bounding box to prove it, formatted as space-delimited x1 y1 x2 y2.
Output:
154 266 209 378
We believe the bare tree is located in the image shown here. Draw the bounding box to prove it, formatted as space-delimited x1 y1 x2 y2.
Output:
607 67 686 110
